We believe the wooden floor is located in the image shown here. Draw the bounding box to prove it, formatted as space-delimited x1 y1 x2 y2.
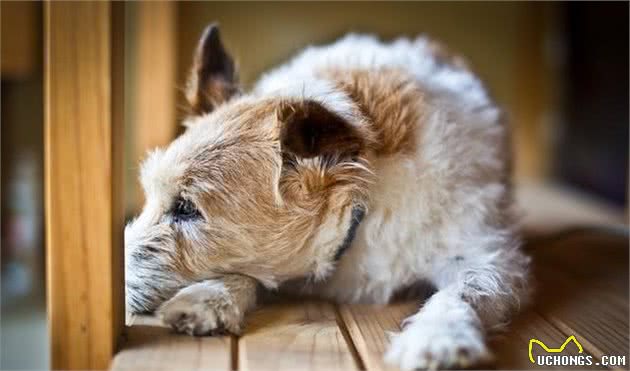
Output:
112 184 629 370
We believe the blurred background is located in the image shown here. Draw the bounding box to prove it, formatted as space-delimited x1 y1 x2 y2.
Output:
1 2 628 369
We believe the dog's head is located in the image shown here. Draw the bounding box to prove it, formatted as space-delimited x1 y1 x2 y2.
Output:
125 25 373 313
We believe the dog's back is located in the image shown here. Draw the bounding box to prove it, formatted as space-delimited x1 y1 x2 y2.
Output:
255 35 519 305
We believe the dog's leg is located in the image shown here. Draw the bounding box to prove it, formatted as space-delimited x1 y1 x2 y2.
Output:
385 242 529 370
158 274 258 335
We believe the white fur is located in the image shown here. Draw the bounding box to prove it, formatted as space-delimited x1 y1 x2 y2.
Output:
158 280 240 335
385 289 490 370
257 34 530 369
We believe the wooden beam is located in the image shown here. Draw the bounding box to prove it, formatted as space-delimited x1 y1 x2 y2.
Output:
128 1 177 215
45 2 124 369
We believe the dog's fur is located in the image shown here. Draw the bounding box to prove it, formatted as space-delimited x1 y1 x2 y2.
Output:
125 25 530 369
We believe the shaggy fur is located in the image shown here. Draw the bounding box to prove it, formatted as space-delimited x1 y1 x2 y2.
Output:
125 25 530 370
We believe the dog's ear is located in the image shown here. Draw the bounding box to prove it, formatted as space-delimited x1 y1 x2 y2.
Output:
278 101 365 158
186 23 239 115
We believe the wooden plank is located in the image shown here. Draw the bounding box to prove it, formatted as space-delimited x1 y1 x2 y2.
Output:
520 232 629 369
45 2 124 369
239 301 360 371
339 302 417 371
492 311 606 370
529 233 629 297
533 256 629 362
111 316 232 371
521 211 628 366
127 1 177 215
541 292 629 360
338 299 604 370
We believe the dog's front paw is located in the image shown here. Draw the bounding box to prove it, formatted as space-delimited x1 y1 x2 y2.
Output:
384 320 491 370
157 280 244 336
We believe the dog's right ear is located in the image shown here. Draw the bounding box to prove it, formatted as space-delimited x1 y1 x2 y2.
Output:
278 100 366 159
186 23 239 115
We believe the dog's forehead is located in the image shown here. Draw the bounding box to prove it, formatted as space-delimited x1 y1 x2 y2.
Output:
140 101 279 199
140 131 233 194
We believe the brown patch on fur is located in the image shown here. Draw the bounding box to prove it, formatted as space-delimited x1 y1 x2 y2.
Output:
320 68 425 155
278 100 365 158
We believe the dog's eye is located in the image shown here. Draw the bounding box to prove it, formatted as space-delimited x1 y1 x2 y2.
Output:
172 197 201 222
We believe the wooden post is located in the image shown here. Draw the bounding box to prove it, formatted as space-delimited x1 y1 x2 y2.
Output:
45 2 124 369
512 2 552 182
128 1 177 215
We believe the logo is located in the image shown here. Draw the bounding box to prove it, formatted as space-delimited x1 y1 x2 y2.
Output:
529 335 627 367
529 335 583 364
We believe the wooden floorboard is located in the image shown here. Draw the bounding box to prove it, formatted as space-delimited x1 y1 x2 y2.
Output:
536 267 629 362
238 301 359 371
111 315 231 370
339 302 417 371
527 233 629 368
492 310 607 370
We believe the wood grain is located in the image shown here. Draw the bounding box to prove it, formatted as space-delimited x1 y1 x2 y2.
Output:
530 234 629 367
491 229 629 370
239 301 360 371
111 315 232 371
492 311 606 370
127 1 177 214
45 2 124 369
339 302 417 371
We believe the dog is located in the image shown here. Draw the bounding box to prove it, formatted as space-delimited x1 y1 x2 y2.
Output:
125 24 530 370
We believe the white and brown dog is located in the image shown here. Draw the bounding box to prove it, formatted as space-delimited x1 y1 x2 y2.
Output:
125 24 530 370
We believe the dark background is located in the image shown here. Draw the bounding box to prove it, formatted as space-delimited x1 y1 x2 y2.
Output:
558 2 628 205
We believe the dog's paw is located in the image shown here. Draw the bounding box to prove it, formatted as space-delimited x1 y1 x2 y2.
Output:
157 280 244 336
384 320 491 370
